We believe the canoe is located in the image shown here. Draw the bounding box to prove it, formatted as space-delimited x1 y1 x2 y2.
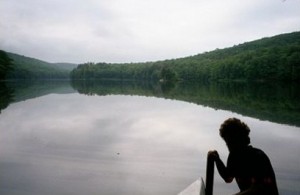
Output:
177 178 206 195
177 153 214 195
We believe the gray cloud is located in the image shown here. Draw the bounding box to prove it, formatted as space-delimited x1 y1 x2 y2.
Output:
0 0 299 63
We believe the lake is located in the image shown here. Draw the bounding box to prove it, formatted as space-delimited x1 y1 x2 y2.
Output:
0 80 299 195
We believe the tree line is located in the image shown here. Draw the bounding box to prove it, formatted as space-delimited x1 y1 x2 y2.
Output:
0 51 71 80
71 31 300 82
6 53 70 79
1 31 299 81
0 50 13 80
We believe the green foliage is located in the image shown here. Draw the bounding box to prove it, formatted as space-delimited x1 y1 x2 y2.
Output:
0 50 13 80
71 31 300 82
6 52 72 79
160 66 178 81
71 62 163 81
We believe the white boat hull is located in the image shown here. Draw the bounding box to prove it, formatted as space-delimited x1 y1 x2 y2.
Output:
177 178 205 195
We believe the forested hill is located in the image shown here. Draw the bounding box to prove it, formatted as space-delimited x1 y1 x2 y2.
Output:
71 31 300 82
6 52 77 79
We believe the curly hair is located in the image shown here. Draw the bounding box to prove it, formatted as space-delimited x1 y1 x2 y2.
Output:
219 118 251 146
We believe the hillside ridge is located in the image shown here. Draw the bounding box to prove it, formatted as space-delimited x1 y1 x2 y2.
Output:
71 31 300 82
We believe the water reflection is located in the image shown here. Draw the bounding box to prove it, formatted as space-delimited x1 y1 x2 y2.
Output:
71 80 300 127
0 92 300 195
0 80 299 195
0 94 224 194
1 80 299 127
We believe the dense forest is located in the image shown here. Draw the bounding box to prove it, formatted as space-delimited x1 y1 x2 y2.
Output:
1 31 299 81
71 31 300 82
6 53 75 79
0 50 13 80
0 52 77 80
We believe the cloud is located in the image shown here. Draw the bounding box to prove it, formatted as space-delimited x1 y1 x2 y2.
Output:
0 0 299 63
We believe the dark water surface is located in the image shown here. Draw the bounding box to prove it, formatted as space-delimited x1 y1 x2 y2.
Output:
0 80 299 195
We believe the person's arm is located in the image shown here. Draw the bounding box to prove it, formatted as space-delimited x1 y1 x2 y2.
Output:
208 150 234 183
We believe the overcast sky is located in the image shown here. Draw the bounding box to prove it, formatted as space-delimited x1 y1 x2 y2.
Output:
0 0 299 63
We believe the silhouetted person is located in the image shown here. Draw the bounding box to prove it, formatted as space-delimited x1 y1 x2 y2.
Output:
208 118 279 195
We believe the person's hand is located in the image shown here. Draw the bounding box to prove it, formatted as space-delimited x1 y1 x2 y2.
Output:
208 150 220 161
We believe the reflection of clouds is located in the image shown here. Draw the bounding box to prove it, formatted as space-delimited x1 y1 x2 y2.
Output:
0 94 299 195
249 120 300 168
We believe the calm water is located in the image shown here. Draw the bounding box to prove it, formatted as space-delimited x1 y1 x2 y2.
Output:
0 81 299 195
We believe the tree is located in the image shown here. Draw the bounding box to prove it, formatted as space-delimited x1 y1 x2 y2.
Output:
160 66 177 81
0 50 13 80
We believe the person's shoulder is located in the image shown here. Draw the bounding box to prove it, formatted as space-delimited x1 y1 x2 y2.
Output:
249 146 263 153
249 146 270 160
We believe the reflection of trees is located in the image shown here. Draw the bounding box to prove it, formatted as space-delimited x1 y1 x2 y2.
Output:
6 80 74 102
1 80 299 127
0 80 74 114
71 80 300 127
0 82 14 113
71 80 167 97
169 81 300 127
